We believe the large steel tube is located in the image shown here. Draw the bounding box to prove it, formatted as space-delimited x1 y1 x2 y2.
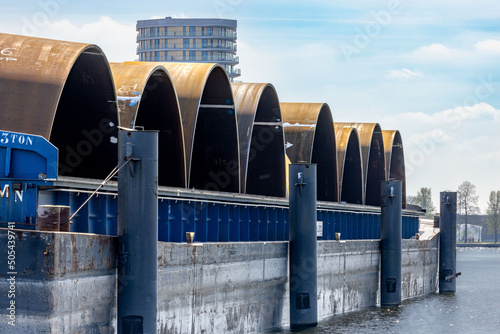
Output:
110 62 186 187
383 130 406 209
337 123 386 206
334 125 363 204
289 163 317 328
117 130 158 334
0 33 119 180
439 191 458 294
232 83 286 197
281 103 338 202
380 180 402 307
162 63 240 193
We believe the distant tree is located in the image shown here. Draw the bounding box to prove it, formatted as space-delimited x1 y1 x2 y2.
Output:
406 195 417 205
487 191 500 243
457 181 480 243
416 187 435 219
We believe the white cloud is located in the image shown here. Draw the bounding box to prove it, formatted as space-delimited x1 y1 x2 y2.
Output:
387 103 500 127
474 39 500 55
412 43 454 57
18 16 137 62
386 68 423 81
384 102 500 211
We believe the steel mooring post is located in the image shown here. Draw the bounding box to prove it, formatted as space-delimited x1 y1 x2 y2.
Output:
118 130 158 334
439 191 458 294
289 163 318 328
380 180 402 307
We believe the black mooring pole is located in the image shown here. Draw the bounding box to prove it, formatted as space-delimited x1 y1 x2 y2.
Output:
439 191 458 294
380 180 402 307
289 163 318 328
118 130 158 334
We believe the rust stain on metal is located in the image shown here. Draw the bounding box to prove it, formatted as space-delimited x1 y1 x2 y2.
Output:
281 102 338 201
334 125 363 204
0 32 120 179
232 82 286 197
336 123 386 206
383 130 406 208
110 62 187 186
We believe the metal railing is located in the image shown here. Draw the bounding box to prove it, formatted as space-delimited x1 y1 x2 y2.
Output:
137 31 237 39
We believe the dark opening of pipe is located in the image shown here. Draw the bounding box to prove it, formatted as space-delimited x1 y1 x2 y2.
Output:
246 86 285 197
190 68 239 193
341 132 363 204
365 128 385 206
135 70 185 187
311 107 337 202
50 48 119 179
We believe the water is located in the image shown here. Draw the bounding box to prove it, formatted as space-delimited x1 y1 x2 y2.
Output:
269 248 500 334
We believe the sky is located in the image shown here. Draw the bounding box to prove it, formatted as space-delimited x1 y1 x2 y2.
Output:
1 0 499 212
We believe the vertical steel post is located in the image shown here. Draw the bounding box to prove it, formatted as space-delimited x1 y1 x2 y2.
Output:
380 180 402 307
289 163 317 328
439 191 457 294
118 130 158 334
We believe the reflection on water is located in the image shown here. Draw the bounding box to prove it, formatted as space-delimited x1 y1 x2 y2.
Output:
268 248 500 334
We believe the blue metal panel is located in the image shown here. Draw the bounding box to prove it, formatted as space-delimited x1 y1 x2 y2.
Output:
90 195 107 235
249 206 259 241
169 201 183 242
106 195 117 236
258 207 268 241
267 207 277 241
239 206 250 242
73 193 90 233
158 199 169 241
196 202 208 243
219 204 229 242
277 208 286 241
207 203 219 242
0 130 58 180
183 201 195 242
229 205 239 242
12 182 421 242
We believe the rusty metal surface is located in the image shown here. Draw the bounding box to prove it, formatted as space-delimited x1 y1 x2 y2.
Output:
336 123 386 206
231 82 285 197
281 103 338 202
334 125 363 204
0 33 119 179
160 62 239 192
110 62 186 187
383 130 406 208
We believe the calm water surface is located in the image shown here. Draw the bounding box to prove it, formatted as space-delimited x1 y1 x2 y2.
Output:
268 248 500 334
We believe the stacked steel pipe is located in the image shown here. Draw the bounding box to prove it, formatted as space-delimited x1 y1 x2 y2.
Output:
0 33 407 206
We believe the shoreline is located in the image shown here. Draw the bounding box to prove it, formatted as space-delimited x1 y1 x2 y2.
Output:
457 243 500 248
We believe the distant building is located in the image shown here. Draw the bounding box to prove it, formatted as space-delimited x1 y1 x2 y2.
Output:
136 17 240 80
457 223 482 243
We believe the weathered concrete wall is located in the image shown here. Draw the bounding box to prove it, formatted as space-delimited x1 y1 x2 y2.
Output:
0 229 438 333
157 242 288 334
401 237 439 299
317 240 380 318
0 229 116 333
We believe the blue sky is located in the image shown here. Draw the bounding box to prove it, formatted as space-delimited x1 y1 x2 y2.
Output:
2 0 499 212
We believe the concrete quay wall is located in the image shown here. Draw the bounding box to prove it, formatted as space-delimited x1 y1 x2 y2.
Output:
0 229 438 333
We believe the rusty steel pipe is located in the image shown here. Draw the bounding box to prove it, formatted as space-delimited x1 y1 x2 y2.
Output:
160 62 240 193
336 123 386 206
334 125 363 205
110 62 186 187
383 130 406 209
281 103 338 202
232 83 286 197
0 33 119 180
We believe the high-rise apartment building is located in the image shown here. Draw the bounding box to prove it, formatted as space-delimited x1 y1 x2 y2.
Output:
136 17 240 80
